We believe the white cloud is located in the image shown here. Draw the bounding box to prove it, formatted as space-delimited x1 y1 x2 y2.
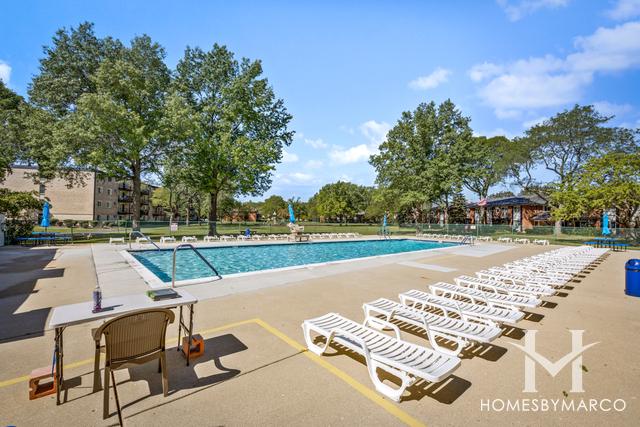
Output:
282 150 299 163
592 101 634 116
470 21 640 117
409 67 451 90
469 62 504 82
495 108 523 119
276 172 316 185
305 159 323 169
522 116 548 128
607 0 640 21
328 120 391 165
0 61 11 85
329 144 376 164
303 137 328 149
359 120 391 145
289 172 314 183
497 0 570 22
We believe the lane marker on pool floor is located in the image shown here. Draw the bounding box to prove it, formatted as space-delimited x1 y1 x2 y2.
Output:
0 318 426 427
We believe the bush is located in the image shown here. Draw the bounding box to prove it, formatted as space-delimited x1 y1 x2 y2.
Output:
63 219 75 228
90 220 99 228
5 219 36 244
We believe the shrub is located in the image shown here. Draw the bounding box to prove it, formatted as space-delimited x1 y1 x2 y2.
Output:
63 219 75 228
0 189 43 243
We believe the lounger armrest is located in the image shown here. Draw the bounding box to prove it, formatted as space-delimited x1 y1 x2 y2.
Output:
463 313 498 328
363 316 402 341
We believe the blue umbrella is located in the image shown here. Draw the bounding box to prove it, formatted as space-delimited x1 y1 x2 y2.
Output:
602 212 611 236
40 201 50 230
288 203 296 223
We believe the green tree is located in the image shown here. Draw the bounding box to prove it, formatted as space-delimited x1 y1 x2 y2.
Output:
448 191 468 224
311 181 370 223
166 44 293 235
260 195 287 222
29 22 120 117
513 105 637 233
69 35 170 230
0 189 44 243
552 151 640 227
0 82 24 180
370 100 473 224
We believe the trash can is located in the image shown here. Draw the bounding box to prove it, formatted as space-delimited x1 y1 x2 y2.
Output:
625 259 640 297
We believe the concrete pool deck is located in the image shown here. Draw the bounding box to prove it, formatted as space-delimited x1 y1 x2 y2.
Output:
0 242 638 426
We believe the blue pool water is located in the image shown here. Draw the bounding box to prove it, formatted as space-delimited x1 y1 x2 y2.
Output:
130 239 457 283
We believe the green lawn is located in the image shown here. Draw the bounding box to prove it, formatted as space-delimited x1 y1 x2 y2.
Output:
29 222 638 249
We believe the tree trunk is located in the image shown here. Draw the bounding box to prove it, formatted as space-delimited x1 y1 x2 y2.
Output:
131 166 141 231
208 191 218 236
554 219 562 236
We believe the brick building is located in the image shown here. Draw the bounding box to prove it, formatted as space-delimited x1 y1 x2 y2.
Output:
1 166 166 222
467 195 548 231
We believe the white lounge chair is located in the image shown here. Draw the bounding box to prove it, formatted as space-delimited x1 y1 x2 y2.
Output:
399 289 524 325
363 298 502 356
109 237 125 245
181 236 197 243
159 236 176 244
456 275 555 297
203 235 218 243
301 313 460 401
136 236 151 244
430 282 541 309
533 239 549 245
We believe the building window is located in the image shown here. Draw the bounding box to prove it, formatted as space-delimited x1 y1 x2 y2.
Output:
39 183 46 197
106 201 111 208
107 188 112 195
97 201 102 207
98 187 103 194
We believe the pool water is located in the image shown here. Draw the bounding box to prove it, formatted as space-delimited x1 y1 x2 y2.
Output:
130 239 457 283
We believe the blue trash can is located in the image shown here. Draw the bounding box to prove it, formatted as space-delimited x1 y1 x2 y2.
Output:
625 259 640 297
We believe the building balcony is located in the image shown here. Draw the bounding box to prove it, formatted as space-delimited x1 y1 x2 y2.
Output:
118 183 132 191
118 195 132 202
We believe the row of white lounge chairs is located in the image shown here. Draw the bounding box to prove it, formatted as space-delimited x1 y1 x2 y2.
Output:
417 233 551 245
301 245 608 401
111 232 363 245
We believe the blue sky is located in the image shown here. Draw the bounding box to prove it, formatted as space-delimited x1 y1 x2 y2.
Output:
2 0 639 201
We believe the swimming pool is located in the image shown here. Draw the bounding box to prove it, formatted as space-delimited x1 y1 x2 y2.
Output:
127 239 457 284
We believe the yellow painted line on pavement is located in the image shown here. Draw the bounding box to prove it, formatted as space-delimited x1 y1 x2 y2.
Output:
254 318 426 427
1 318 426 427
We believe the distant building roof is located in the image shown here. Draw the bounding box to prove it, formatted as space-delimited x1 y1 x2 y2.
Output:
468 194 547 208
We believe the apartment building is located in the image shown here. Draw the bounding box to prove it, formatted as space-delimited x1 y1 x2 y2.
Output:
1 165 166 221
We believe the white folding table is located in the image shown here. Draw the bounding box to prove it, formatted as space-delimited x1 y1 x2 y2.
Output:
48 289 198 405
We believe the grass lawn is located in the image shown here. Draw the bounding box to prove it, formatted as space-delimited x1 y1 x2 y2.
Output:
28 222 638 249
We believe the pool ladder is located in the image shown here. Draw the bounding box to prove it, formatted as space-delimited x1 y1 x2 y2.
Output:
172 244 221 288
128 230 161 250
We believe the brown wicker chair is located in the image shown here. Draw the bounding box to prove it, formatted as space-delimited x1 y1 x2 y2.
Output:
93 308 175 424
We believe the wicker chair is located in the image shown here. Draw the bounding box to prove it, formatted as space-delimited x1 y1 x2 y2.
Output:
93 308 175 424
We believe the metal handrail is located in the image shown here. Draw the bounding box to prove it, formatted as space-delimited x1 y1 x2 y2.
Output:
461 235 474 245
172 243 221 288
128 230 160 250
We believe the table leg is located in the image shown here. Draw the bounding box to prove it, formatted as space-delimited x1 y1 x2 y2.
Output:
177 306 183 353
187 304 194 366
55 327 64 405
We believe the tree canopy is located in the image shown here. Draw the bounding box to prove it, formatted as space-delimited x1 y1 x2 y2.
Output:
165 44 293 235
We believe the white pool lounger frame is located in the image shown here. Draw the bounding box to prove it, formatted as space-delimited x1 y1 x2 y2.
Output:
301 313 460 401
430 281 541 309
399 289 524 325
362 298 502 356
